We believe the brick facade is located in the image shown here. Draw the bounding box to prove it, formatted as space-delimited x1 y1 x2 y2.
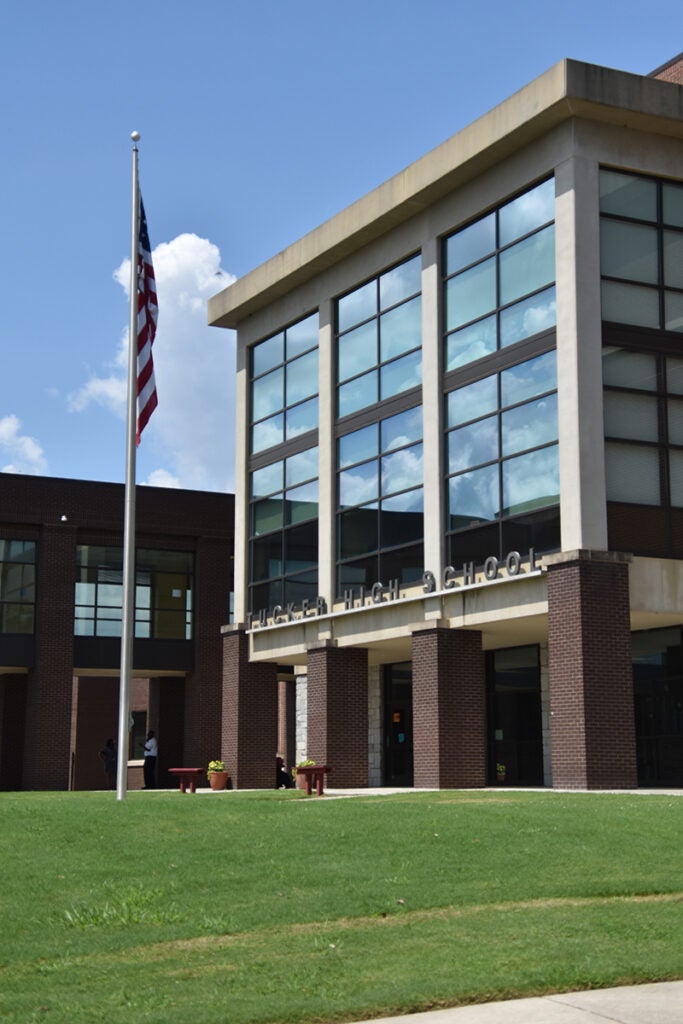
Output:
412 628 486 789
0 473 233 791
221 628 278 788
547 552 637 789
306 645 369 787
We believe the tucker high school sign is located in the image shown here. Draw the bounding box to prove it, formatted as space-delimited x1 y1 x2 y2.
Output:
247 548 540 630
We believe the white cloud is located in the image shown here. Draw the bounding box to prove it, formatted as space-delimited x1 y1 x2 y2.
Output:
0 415 48 475
68 233 236 492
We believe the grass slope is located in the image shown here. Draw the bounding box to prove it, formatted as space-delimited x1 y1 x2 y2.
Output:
0 789 681 1023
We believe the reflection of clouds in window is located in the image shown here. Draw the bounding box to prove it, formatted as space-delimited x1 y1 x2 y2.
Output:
252 415 284 454
338 321 377 381
252 333 284 377
446 315 496 371
338 371 378 418
286 313 318 358
286 447 318 487
448 375 497 428
446 257 496 331
502 395 558 456
379 254 421 309
252 367 283 420
500 287 556 347
382 488 423 514
501 351 556 406
380 350 422 400
449 416 497 473
339 461 379 507
502 445 559 515
380 296 421 361
339 424 377 468
286 350 318 405
445 214 495 274
449 465 499 522
499 178 554 245
286 397 318 437
381 444 423 496
499 225 555 306
251 460 283 499
338 280 376 333
381 405 422 452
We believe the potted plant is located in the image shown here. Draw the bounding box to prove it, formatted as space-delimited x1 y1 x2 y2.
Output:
292 758 315 790
207 759 229 791
496 762 506 783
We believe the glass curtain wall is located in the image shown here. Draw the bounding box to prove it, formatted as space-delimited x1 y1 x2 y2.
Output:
250 313 318 455
443 179 560 564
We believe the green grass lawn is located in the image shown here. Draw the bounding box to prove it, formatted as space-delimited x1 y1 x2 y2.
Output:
1 789 681 1023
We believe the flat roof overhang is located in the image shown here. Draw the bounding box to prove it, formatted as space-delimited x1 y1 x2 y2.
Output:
208 58 683 330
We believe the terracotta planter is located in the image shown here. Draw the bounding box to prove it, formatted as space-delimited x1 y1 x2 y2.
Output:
295 772 307 790
209 771 229 791
497 772 506 784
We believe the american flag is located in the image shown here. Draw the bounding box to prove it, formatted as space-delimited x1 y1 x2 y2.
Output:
135 196 158 445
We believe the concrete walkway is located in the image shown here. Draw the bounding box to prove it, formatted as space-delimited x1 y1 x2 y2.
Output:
350 981 683 1023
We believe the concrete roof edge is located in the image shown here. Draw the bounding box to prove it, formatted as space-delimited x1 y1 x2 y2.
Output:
208 58 683 330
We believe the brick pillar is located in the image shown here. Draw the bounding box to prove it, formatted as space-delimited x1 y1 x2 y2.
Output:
23 524 77 790
222 627 277 788
547 551 637 789
306 644 368 787
184 536 231 769
412 627 486 789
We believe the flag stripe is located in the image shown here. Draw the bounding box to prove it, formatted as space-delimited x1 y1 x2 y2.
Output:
135 196 158 445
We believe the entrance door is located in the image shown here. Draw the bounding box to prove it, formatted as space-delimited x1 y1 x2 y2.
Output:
383 663 413 786
488 646 543 786
633 628 683 787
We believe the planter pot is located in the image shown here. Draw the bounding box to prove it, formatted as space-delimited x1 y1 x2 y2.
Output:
295 772 307 791
497 773 506 783
209 771 229 791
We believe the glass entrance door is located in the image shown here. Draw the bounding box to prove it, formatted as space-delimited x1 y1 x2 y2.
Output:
488 646 543 786
633 628 683 787
383 663 413 786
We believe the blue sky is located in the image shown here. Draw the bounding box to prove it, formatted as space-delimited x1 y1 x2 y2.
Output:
1 0 680 493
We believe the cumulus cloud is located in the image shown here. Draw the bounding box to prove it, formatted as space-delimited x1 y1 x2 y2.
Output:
68 233 236 492
0 415 48 475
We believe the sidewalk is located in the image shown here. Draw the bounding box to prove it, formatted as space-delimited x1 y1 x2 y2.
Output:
350 980 683 1023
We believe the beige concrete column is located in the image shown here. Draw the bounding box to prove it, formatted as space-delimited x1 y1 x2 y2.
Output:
554 155 608 551
421 237 445 578
317 299 335 605
232 336 250 624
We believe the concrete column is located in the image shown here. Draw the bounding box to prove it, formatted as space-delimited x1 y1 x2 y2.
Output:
317 298 335 606
421 237 445 576
306 643 368 787
277 678 296 771
546 551 637 789
412 627 486 788
554 156 608 550
221 627 278 788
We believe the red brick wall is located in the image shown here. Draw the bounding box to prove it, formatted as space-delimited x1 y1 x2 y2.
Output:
221 629 278 789
72 677 119 790
412 628 486 788
306 645 368 787
651 55 683 84
547 554 637 789
23 524 77 789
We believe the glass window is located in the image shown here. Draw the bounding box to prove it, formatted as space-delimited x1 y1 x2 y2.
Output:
667 398 683 446
444 213 495 274
447 375 497 427
0 540 36 635
250 314 318 453
604 393 658 442
381 444 423 496
448 416 498 473
446 315 496 371
501 351 557 406
339 461 379 508
449 466 499 526
502 445 560 516
600 170 683 332
502 394 558 456
381 406 422 452
252 461 283 499
337 255 422 418
603 349 657 390
500 286 556 348
669 450 683 506
499 225 555 306
445 256 496 331
499 178 555 245
667 357 683 395
339 424 377 469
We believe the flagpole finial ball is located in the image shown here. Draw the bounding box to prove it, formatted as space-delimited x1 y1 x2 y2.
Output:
131 131 141 142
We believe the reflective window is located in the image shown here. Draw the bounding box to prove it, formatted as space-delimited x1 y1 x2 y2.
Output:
445 352 558 553
250 313 318 454
444 179 556 372
248 446 318 613
0 540 36 634
74 547 193 639
337 404 423 595
600 169 683 333
336 255 422 418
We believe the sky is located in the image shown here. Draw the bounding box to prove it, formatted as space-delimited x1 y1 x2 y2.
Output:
1 0 680 494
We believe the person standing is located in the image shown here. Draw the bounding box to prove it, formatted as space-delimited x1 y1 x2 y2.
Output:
143 730 158 789
98 739 116 790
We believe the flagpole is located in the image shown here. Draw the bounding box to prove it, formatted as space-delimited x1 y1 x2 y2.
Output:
116 132 141 801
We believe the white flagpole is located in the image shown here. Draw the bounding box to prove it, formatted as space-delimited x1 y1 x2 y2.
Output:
116 132 141 801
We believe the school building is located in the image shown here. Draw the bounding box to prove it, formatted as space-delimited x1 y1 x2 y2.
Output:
0 473 233 790
209 54 683 791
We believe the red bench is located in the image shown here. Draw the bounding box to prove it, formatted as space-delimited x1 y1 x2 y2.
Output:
296 765 331 796
168 768 204 793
